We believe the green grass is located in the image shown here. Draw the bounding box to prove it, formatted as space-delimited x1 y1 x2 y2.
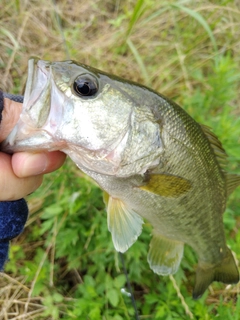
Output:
1 0 240 319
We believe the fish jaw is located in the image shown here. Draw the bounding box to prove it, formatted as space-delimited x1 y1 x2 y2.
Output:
2 58 67 152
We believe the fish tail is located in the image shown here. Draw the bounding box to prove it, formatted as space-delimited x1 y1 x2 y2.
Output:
193 248 239 300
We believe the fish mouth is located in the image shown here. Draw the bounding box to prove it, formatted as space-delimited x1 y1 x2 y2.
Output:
2 58 66 153
24 58 52 126
24 58 48 108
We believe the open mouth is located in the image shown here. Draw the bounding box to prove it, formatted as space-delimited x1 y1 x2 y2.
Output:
23 58 50 112
1 59 54 152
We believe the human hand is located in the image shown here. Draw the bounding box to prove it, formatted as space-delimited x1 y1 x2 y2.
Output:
0 97 66 201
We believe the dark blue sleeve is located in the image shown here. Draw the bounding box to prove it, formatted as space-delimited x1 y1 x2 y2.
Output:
0 199 28 269
0 91 28 270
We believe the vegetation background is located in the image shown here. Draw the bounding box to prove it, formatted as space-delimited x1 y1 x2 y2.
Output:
1 0 240 319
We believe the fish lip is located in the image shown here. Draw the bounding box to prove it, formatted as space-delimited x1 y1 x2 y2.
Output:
24 58 49 109
1 59 55 152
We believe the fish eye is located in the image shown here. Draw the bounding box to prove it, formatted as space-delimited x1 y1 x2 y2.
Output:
73 74 98 97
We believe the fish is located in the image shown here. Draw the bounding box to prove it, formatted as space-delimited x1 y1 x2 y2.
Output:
2 58 240 299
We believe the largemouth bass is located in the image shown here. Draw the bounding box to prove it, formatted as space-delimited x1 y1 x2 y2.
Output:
2 58 240 299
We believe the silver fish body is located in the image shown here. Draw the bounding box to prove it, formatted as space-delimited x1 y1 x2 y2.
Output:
2 58 240 299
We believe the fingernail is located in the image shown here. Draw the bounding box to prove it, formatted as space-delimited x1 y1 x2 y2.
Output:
21 153 48 176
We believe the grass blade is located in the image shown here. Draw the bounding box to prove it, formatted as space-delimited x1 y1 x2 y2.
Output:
171 4 217 52
0 27 19 49
126 0 145 38
126 38 150 86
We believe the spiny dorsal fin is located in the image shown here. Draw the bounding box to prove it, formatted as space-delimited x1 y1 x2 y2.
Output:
103 192 143 253
225 173 240 197
200 124 228 169
200 124 240 195
139 174 191 198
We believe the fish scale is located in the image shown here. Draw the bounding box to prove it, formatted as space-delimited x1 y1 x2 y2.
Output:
2 58 240 299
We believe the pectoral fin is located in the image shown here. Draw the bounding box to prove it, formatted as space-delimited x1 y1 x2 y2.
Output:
147 233 184 275
104 192 143 253
139 174 191 198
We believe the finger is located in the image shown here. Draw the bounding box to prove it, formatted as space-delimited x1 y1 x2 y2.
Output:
41 151 66 174
0 152 43 201
12 151 66 178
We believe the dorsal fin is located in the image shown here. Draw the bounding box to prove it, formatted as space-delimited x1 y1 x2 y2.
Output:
200 124 240 196
200 124 228 169
225 173 240 197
